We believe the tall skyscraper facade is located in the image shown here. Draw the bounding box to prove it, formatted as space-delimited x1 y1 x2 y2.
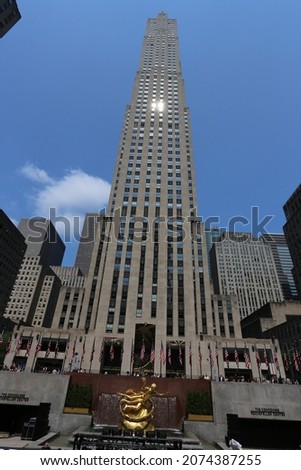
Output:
78 12 212 376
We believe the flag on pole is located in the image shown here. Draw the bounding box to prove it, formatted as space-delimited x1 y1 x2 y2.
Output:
90 338 95 363
160 341 166 365
255 346 261 367
140 339 145 361
198 342 202 365
224 346 229 368
189 342 192 365
5 335 12 356
293 350 299 372
283 352 289 371
99 342 104 363
110 342 115 361
15 336 23 354
26 335 32 356
215 343 219 360
167 345 171 365
179 346 183 366
54 340 59 358
273 347 279 370
244 345 250 369
35 336 42 355
150 343 155 363
208 343 214 368
45 339 51 358
234 345 239 368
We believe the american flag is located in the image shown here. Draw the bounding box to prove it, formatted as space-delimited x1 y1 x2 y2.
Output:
283 352 289 371
168 345 172 365
215 343 219 359
273 347 279 370
255 347 261 367
224 347 229 368
140 339 145 361
208 345 215 368
110 343 115 361
234 348 239 368
293 351 299 372
45 340 51 358
90 339 95 363
189 342 192 365
179 346 183 366
15 336 23 354
35 336 42 355
198 343 202 364
160 341 166 365
244 348 250 369
150 343 155 363
54 340 59 358
26 336 32 356
5 335 12 355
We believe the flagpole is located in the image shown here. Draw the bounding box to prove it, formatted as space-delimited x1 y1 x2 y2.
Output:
255 344 261 382
208 343 212 379
216 342 220 378
199 342 202 378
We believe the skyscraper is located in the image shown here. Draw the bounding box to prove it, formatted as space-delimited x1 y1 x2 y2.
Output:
78 12 212 376
210 232 283 319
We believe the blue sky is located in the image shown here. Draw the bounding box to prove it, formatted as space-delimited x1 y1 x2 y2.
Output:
1 0 300 265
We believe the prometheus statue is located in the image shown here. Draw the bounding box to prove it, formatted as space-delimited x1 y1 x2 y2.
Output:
118 377 167 431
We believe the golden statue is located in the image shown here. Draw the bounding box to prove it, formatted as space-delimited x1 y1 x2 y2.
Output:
118 377 167 431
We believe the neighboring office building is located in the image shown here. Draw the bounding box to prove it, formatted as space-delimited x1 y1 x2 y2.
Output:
4 219 65 327
261 233 298 300
210 232 283 319
18 218 65 266
0 0 21 38
74 213 102 277
283 183 301 298
0 209 26 317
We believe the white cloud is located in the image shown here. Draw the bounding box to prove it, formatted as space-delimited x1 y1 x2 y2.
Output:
20 163 54 184
19 164 111 247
